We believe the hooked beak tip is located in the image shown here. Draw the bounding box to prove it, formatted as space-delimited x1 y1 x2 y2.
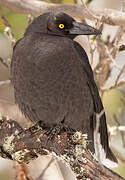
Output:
70 21 102 36
94 29 102 35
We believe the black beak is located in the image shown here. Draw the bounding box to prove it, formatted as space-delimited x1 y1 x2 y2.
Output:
69 21 101 35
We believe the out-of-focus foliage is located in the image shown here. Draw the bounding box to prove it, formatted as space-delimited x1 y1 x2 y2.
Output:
115 162 125 178
102 89 125 120
0 6 28 40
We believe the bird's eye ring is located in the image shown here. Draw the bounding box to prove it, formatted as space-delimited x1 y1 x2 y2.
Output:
59 24 64 29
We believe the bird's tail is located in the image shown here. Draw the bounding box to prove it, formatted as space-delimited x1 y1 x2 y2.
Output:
93 111 118 168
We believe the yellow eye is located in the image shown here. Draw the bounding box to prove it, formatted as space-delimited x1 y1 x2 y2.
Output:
59 24 64 29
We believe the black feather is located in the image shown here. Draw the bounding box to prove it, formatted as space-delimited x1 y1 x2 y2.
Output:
11 12 117 167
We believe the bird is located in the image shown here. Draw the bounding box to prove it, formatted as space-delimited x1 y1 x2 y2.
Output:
11 12 117 168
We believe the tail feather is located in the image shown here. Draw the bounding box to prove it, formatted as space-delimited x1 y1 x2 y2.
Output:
94 112 118 168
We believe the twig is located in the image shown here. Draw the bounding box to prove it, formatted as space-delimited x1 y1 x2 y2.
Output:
0 0 125 26
94 38 125 90
104 45 125 73
114 65 125 86
89 41 96 67
94 110 104 162
121 0 125 12
4 27 15 47
27 14 33 25
0 57 10 68
81 0 98 19
111 2 125 59
0 80 11 86
36 158 54 180
0 11 11 27
0 11 15 46
17 163 31 180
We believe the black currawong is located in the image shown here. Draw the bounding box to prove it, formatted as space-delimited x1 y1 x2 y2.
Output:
11 12 117 168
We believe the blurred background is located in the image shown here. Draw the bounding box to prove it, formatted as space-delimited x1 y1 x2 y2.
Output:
0 0 125 179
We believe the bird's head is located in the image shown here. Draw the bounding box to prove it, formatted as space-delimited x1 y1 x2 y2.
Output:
25 12 101 39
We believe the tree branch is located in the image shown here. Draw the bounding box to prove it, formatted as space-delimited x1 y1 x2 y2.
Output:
0 116 124 180
0 0 125 26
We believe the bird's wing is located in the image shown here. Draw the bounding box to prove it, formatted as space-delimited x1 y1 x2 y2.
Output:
74 41 102 111
74 41 117 167
12 35 89 125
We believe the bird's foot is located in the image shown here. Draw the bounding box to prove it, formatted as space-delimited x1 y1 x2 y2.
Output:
45 123 74 141
45 123 64 140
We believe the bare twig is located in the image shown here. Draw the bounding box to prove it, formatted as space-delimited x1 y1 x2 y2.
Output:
17 163 31 180
81 0 98 19
0 80 11 86
36 158 54 180
89 41 96 67
27 14 33 25
0 57 10 68
94 35 125 90
121 0 125 12
0 0 125 26
94 110 104 162
114 65 125 86
0 11 11 27
0 11 15 46
111 2 125 59
4 27 15 46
